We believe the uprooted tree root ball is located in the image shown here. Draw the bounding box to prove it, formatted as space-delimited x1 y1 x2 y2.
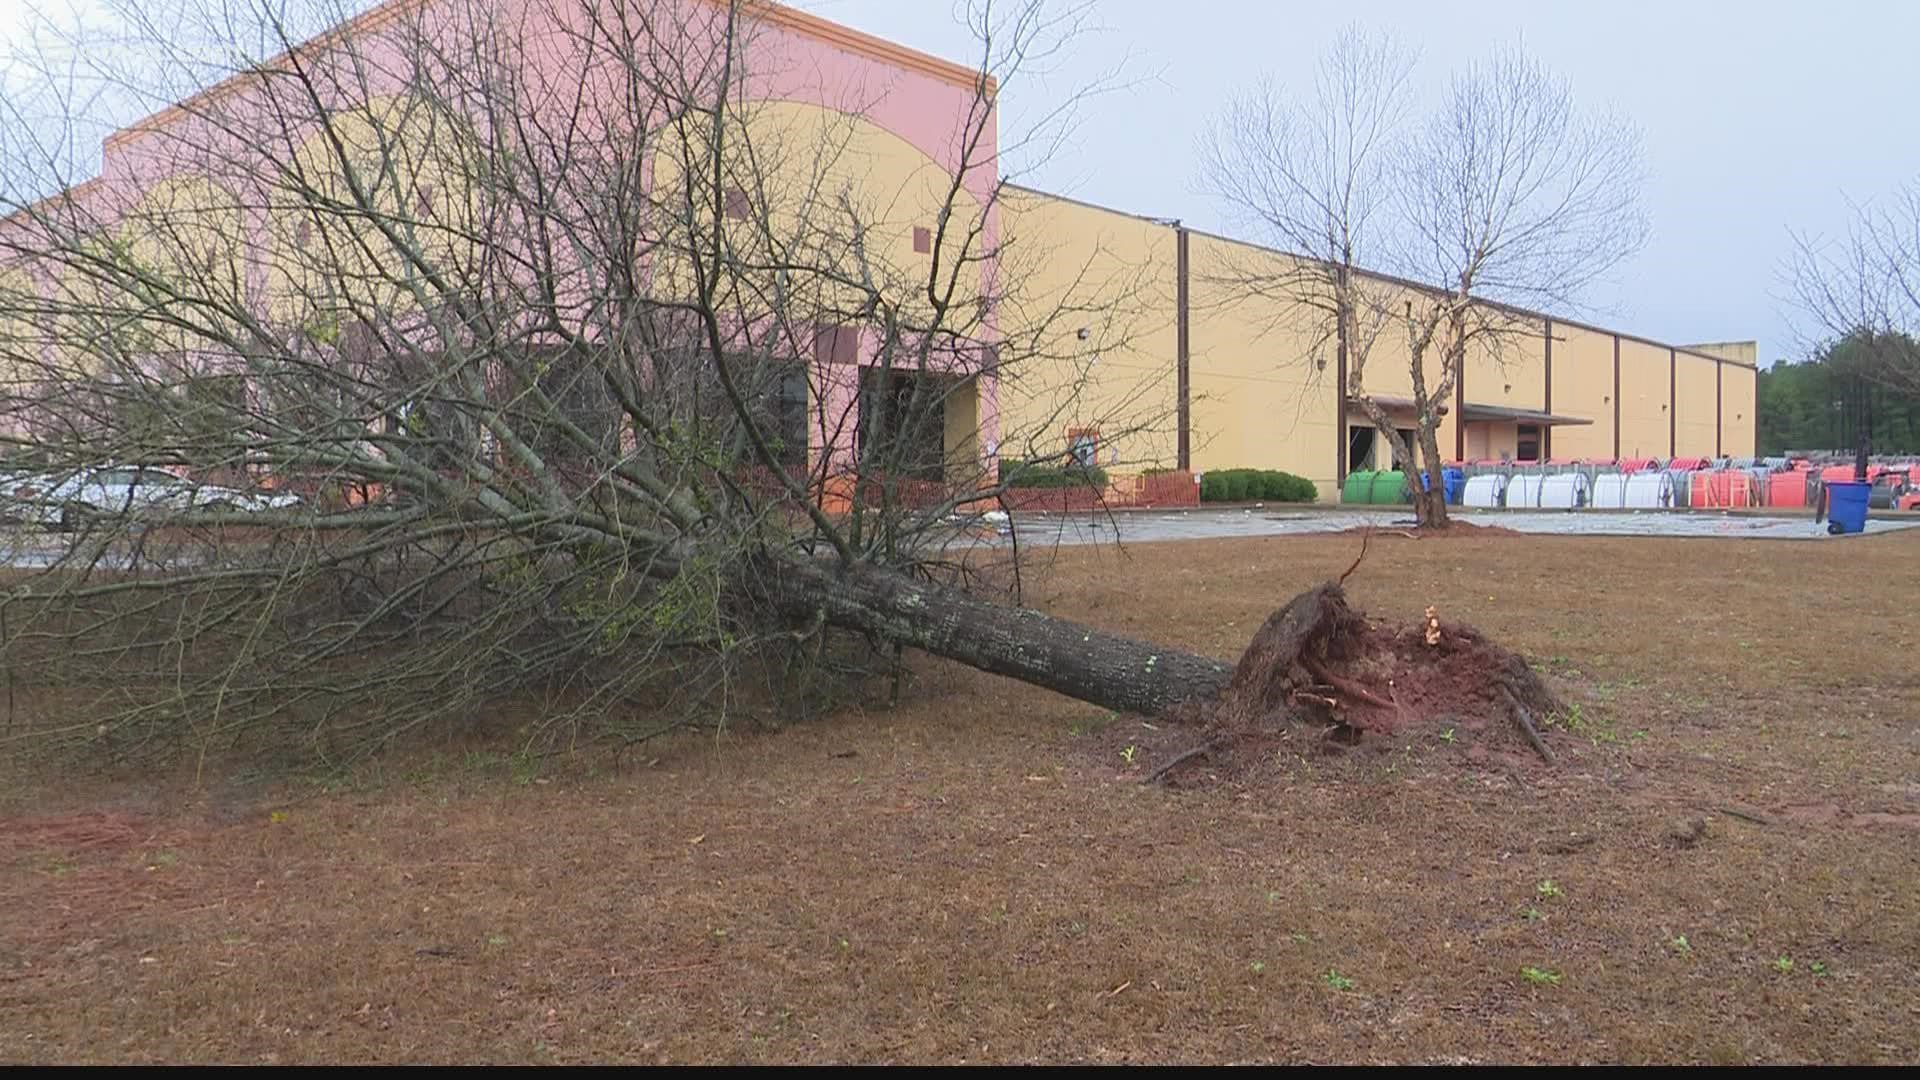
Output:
1148 583 1564 784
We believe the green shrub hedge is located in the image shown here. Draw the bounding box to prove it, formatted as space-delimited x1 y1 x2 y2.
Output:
1198 468 1317 504
999 458 1108 489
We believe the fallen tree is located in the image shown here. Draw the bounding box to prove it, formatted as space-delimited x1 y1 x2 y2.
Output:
0 0 1199 758
0 1 1554 768
764 557 1233 717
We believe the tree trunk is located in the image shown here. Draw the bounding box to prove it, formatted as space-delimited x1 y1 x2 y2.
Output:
1415 422 1451 527
765 558 1235 716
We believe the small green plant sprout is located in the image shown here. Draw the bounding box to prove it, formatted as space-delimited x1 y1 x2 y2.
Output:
1266 890 1283 905
1772 956 1794 974
1440 727 1456 744
1323 969 1355 991
1290 931 1312 945
1536 879 1564 900
1249 960 1266 975
1521 966 1563 986
1669 934 1691 955
1809 961 1828 977
1522 907 1544 922
1120 744 1139 766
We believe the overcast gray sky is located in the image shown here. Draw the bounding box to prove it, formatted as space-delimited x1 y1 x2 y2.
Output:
6 0 1918 364
800 0 1920 365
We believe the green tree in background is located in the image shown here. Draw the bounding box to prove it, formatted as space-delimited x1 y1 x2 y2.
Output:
1757 332 1920 455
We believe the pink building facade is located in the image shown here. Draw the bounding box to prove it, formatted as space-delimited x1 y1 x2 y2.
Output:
1 0 1002 490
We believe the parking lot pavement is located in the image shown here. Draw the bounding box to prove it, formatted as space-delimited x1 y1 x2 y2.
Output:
0 525 232 571
5 508 1916 569
1001 507 1920 547
0 533 173 570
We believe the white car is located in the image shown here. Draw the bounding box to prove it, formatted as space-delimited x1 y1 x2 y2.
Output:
3 466 301 529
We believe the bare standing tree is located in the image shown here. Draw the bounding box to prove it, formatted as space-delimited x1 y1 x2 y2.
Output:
1203 34 1648 526
1789 179 1920 400
0 0 1227 765
1200 27 1414 480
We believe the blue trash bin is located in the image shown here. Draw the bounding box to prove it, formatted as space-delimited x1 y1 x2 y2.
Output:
1418 468 1469 504
1825 481 1871 535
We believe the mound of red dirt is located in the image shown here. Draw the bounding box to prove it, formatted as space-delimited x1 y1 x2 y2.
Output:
1331 520 1525 540
1152 582 1561 783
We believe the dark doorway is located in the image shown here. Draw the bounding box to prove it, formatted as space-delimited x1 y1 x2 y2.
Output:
859 367 948 481
1347 426 1376 473
749 362 810 467
1396 427 1418 469
1517 424 1542 462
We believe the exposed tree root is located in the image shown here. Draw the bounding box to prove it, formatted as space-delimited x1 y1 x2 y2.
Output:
1338 529 1373 586
1143 741 1220 785
1148 581 1565 784
1500 684 1557 765
1305 660 1403 715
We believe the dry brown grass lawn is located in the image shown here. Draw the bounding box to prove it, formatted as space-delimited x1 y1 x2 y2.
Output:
4 528 1919 1064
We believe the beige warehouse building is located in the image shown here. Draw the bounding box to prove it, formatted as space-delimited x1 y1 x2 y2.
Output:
1001 187 1757 500
0 0 1755 507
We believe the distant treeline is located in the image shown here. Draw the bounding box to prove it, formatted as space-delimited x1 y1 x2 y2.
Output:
1758 333 1920 455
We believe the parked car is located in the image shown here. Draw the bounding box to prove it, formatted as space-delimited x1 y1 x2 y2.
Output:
0 469 68 525
2 466 301 529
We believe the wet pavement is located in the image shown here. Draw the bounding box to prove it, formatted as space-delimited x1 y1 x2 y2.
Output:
3 507 1914 569
1000 507 1920 547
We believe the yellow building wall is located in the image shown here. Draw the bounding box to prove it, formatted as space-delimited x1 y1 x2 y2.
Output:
1673 352 1718 457
1719 362 1757 458
996 190 1178 470
943 376 980 474
1686 341 1758 367
1617 339 1670 459
1465 421 1521 461
1186 234 1340 497
1681 338 1758 455
1464 323 1546 414
1686 341 1759 459
267 95 482 326
1337 274 1458 477
1460 322 1545 461
1547 325 1615 460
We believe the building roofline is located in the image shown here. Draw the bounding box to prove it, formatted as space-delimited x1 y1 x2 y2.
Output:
0 177 105 234
746 1 991 93
102 0 991 156
1003 182 1177 228
102 0 430 154
1008 183 1757 372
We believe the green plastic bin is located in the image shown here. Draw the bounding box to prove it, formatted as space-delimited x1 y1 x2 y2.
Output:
1370 470 1410 504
